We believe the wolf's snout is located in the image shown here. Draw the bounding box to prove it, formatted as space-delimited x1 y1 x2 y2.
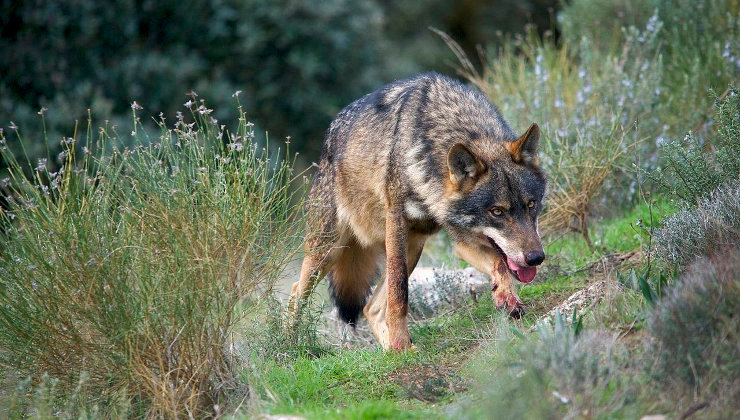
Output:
525 250 545 266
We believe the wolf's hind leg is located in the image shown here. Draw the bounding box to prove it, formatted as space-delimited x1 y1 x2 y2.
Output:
365 233 426 350
454 242 525 318
286 251 334 329
286 220 347 329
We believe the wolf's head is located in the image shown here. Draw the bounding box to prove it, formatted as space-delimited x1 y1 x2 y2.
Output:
443 123 547 283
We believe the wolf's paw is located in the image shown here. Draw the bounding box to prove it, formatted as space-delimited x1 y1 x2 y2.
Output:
493 290 526 318
390 335 415 351
387 324 414 351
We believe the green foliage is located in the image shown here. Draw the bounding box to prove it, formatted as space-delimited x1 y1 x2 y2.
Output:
648 252 740 387
558 0 655 50
245 295 330 363
649 88 740 205
560 0 740 135
0 104 304 416
0 0 391 163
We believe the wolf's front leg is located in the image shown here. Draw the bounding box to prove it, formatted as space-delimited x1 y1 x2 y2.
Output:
454 242 525 318
384 208 413 350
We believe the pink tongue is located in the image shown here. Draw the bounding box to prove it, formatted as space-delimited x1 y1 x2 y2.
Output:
506 257 537 283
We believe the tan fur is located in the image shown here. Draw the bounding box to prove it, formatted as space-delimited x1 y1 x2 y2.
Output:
453 241 524 316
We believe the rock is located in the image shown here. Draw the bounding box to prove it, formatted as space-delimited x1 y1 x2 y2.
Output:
532 280 623 330
408 267 490 317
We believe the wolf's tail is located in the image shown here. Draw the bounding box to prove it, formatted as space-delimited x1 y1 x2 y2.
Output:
328 274 367 325
325 241 379 326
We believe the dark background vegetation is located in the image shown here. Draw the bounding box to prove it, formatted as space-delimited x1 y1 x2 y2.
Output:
1 0 557 165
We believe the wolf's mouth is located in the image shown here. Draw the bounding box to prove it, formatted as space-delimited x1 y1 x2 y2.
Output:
483 236 537 284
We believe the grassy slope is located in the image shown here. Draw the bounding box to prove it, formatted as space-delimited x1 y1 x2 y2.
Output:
245 199 669 419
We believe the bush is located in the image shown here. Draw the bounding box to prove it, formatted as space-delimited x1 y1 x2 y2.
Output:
560 0 740 136
650 89 740 266
458 315 639 419
648 251 740 389
0 0 391 165
0 104 304 416
650 88 740 206
558 0 654 50
652 180 740 266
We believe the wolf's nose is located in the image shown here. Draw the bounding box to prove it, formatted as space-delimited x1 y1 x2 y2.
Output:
525 250 545 266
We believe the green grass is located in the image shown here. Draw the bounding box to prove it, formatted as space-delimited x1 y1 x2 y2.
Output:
545 196 676 267
247 350 440 419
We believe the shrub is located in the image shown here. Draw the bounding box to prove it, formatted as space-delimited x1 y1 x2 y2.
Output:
560 0 740 136
0 104 305 416
647 251 740 389
243 294 329 364
0 0 391 166
652 180 740 266
649 88 740 206
558 0 654 50
458 315 639 419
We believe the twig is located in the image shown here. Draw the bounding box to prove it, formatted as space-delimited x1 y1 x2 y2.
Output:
678 401 709 420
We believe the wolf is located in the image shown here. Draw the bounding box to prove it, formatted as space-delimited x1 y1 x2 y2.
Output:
287 72 547 350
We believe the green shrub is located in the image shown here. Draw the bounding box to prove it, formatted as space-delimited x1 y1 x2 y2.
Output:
243 294 329 364
558 0 654 50
0 0 391 165
650 88 740 206
0 104 304 416
560 0 740 136
647 251 740 388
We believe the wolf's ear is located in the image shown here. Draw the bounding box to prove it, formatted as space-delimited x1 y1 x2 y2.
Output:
507 123 540 165
448 143 485 187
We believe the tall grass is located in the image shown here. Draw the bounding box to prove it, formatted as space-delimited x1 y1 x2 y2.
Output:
0 102 305 417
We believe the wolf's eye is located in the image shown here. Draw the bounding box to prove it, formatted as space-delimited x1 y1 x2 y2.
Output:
490 208 503 216
528 200 536 208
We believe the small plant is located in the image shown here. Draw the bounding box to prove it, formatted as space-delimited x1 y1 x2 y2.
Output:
617 267 671 305
245 294 329 364
0 101 305 416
